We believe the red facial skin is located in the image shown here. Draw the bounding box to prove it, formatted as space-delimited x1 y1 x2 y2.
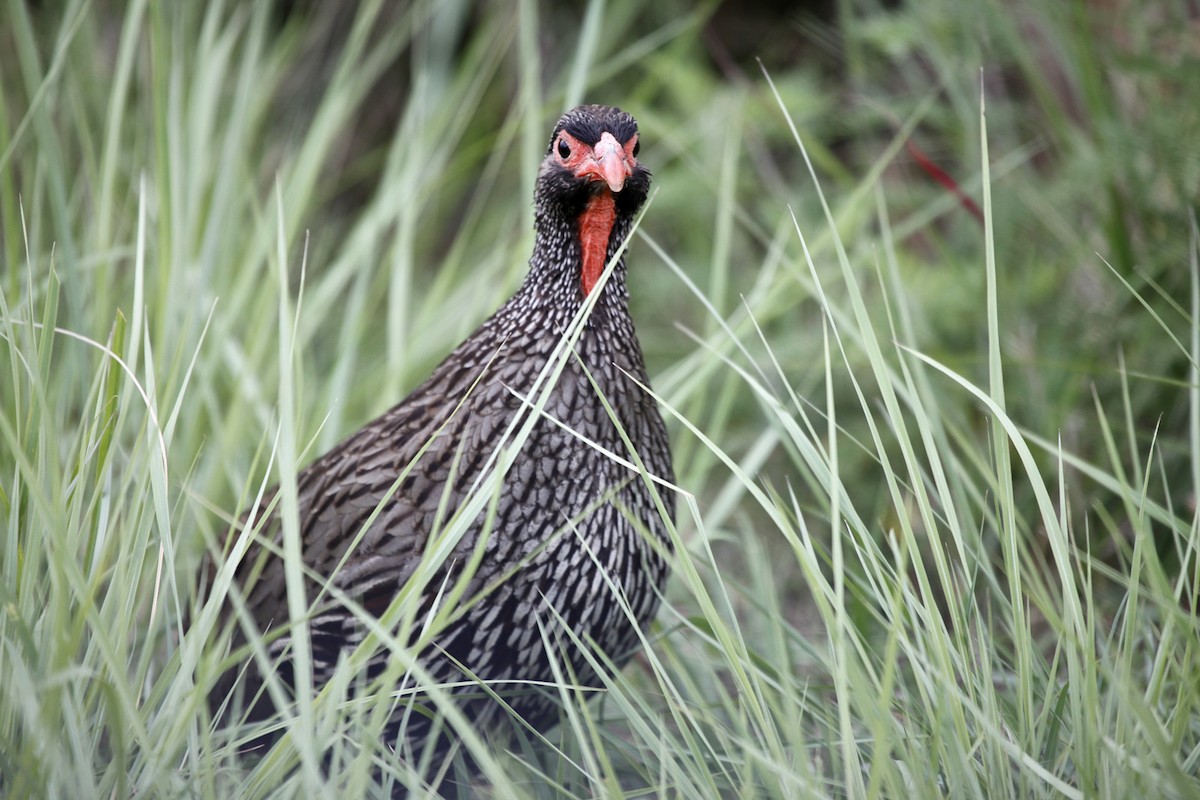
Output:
551 130 640 296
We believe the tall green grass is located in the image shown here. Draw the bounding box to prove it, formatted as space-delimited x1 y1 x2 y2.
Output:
2 0 1197 797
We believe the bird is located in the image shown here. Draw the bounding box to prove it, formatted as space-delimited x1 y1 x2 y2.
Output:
206 104 675 765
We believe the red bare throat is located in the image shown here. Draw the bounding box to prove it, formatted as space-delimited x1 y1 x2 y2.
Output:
578 191 617 296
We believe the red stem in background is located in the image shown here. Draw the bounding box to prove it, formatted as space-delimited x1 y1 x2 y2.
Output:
906 140 984 225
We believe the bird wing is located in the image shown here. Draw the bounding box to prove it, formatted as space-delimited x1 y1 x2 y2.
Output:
219 317 528 648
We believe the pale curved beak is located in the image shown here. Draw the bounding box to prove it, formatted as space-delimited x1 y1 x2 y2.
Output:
583 131 633 192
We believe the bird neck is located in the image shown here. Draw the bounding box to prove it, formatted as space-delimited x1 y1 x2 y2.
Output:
525 204 634 322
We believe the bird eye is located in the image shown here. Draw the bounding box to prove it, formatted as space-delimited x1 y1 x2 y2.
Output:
556 138 571 159
632 139 640 157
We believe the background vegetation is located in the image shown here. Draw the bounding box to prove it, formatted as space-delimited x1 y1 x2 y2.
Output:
2 0 1197 796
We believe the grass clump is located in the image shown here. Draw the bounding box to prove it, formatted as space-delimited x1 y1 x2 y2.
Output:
2 0 1197 797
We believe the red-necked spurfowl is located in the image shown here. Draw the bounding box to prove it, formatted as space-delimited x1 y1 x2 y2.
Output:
209 104 674 761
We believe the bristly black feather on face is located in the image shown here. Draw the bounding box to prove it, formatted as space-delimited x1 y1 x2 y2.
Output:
548 105 639 153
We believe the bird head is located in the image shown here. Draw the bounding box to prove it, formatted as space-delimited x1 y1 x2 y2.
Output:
535 105 650 296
